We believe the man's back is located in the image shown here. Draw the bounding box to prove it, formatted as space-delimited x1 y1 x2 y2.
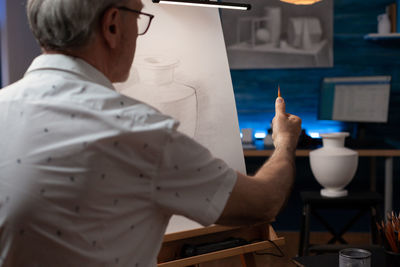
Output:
0 0 302 265
0 54 173 266
0 54 236 266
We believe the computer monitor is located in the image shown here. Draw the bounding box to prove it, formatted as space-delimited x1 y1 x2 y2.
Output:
319 76 391 123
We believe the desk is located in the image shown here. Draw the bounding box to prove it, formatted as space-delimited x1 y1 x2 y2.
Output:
293 247 387 267
244 149 400 217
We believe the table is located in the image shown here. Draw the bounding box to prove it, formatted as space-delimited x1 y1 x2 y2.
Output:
298 191 382 256
293 247 387 267
244 149 400 218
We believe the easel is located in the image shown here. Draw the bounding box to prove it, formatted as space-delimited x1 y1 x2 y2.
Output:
157 222 284 267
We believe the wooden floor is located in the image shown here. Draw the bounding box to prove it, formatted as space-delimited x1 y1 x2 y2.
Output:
199 231 371 267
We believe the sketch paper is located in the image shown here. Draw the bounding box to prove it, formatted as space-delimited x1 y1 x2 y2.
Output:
220 0 333 69
114 0 246 233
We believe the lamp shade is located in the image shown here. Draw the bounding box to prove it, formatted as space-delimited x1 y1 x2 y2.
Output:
280 0 322 5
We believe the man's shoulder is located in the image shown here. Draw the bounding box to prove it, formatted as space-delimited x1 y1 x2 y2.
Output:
116 95 180 131
0 77 29 100
73 84 180 133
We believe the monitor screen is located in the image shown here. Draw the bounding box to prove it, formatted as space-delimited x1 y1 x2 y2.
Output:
319 76 391 123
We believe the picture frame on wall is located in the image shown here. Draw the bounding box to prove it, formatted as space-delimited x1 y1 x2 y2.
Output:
221 0 333 69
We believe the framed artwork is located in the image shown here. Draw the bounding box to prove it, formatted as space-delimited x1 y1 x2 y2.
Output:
221 0 333 69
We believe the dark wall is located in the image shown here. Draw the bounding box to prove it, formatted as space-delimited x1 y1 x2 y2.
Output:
230 0 400 147
229 0 400 231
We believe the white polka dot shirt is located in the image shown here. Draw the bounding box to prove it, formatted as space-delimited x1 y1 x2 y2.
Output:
0 54 237 267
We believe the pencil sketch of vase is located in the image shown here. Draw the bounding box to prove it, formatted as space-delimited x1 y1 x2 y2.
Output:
120 55 198 137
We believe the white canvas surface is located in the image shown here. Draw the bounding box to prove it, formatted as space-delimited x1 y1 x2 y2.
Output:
114 1 246 233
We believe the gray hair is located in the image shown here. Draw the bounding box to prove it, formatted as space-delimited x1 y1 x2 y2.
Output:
27 0 128 51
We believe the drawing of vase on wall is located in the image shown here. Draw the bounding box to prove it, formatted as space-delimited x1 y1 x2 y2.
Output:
120 55 198 137
221 0 333 69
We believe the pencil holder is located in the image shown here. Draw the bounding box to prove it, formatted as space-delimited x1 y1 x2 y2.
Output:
385 250 400 267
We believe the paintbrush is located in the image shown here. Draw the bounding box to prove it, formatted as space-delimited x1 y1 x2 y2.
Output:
377 212 400 253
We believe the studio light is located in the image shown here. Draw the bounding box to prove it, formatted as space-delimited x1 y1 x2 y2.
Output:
280 0 322 5
152 0 251 10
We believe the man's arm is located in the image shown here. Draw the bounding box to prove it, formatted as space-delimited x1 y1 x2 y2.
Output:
216 96 301 225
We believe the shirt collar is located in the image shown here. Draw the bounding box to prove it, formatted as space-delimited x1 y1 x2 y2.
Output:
25 54 115 90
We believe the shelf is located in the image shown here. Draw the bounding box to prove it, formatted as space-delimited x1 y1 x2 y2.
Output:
364 33 400 45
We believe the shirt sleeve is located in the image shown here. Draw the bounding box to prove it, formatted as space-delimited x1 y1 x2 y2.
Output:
153 129 237 226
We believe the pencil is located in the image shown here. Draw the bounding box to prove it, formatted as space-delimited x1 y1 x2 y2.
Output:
278 85 281 98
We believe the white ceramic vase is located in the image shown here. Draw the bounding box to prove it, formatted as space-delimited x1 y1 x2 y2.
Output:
309 132 358 197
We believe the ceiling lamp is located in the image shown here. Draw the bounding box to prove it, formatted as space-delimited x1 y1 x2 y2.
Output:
152 0 251 10
280 0 322 5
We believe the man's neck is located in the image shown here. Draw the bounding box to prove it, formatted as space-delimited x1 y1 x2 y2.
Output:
43 44 115 83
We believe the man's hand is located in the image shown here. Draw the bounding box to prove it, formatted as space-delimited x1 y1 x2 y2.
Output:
272 97 302 151
216 95 302 226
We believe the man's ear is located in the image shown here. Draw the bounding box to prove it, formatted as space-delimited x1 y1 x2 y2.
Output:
101 7 121 49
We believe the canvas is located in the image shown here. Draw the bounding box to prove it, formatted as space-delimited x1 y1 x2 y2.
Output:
114 0 246 233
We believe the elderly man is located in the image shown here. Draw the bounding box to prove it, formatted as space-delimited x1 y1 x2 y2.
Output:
0 0 301 266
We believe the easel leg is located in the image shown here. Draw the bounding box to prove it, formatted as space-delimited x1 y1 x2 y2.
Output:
240 253 257 267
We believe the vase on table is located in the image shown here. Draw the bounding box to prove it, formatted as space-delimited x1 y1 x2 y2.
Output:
309 132 358 197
